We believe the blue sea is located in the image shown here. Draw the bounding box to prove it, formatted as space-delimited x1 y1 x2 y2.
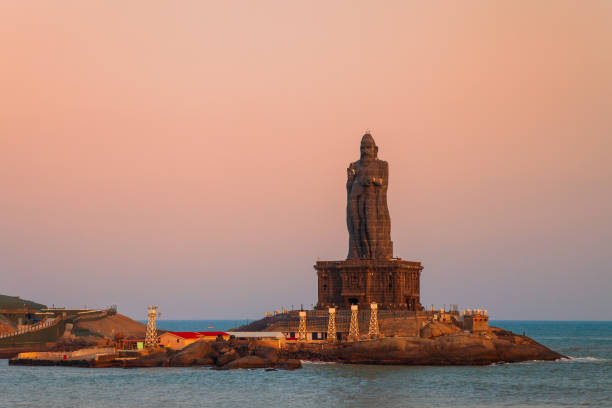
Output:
1 321 610 408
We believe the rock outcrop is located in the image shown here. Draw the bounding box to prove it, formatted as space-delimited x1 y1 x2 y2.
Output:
218 356 270 370
123 350 169 368
119 341 299 370
284 327 563 365
278 358 302 370
75 314 146 340
10 323 562 369
168 340 215 366
419 321 460 338
119 326 560 369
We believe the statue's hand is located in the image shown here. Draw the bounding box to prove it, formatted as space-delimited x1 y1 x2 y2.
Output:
372 177 383 186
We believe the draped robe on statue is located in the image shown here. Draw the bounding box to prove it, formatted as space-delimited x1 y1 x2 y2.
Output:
346 134 393 260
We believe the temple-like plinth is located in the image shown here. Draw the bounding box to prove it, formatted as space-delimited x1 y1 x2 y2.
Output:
315 259 423 310
315 133 423 311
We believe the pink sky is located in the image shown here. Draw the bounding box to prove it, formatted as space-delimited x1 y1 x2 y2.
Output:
1 1 611 319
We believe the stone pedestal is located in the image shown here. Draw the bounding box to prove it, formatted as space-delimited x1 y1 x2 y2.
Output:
314 259 423 311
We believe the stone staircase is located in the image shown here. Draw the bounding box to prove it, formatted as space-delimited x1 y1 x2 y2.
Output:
0 317 58 339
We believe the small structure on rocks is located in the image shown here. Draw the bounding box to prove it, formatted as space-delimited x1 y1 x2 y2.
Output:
227 332 286 349
298 311 307 341
327 308 337 343
368 303 380 339
463 309 489 333
159 331 230 350
144 306 159 349
348 305 360 341
159 331 200 350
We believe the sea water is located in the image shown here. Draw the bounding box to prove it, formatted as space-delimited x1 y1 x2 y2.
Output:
1 321 610 408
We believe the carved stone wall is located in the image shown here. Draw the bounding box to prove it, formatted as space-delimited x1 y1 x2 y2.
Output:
315 259 423 311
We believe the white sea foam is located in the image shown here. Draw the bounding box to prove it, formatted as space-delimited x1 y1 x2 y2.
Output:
557 356 605 362
490 357 607 366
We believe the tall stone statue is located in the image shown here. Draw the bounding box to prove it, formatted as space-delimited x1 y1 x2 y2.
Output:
315 132 423 311
346 133 393 260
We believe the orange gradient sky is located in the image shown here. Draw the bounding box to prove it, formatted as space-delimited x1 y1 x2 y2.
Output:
1 1 611 319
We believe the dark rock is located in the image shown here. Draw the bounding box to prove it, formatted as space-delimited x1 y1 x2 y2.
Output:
212 341 230 354
279 359 302 370
219 355 272 370
195 357 215 366
123 351 168 368
216 349 239 366
253 345 279 364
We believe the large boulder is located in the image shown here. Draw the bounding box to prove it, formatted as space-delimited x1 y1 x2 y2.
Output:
253 345 279 364
420 321 460 338
491 336 563 362
211 341 231 354
216 349 240 366
195 356 216 366
219 355 272 370
278 359 302 370
169 340 214 366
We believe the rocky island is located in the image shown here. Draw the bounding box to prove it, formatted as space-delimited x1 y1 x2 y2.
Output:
4 295 564 370
4 133 565 369
9 323 562 369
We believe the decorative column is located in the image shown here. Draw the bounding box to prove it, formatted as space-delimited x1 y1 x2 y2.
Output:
348 304 359 341
144 306 159 349
298 311 307 341
327 308 336 343
368 303 379 339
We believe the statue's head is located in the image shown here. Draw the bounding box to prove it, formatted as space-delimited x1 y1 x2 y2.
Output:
360 133 378 161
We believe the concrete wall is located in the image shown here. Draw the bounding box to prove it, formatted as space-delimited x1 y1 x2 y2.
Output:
17 347 115 360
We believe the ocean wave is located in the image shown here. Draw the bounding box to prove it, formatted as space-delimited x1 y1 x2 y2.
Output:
489 360 546 366
490 356 609 366
557 356 607 363
300 360 337 365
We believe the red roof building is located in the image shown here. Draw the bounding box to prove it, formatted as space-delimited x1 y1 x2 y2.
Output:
158 331 230 350
197 331 229 338
166 331 202 339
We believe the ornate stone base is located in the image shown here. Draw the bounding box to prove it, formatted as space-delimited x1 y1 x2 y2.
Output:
314 259 423 311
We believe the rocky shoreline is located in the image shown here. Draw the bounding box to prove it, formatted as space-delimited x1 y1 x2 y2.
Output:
286 328 564 365
9 325 564 369
3 303 564 369
9 339 303 370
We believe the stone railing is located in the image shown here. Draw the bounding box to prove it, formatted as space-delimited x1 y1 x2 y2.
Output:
72 309 109 322
273 309 421 332
0 317 58 339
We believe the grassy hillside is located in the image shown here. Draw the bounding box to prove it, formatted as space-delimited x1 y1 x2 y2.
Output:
0 294 46 310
